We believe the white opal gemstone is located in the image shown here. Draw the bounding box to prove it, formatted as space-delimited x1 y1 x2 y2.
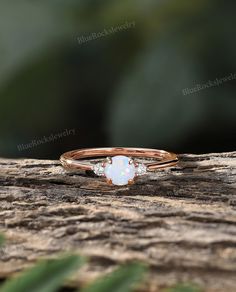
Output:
104 155 135 186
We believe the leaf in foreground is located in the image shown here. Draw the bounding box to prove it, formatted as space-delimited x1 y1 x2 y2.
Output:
0 254 85 292
81 262 147 292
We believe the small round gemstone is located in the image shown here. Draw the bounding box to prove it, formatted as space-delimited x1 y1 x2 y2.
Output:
93 163 105 176
104 155 135 186
135 163 147 176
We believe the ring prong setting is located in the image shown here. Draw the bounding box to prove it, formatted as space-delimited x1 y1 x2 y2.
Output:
106 157 112 164
128 158 134 165
128 179 135 185
106 178 113 185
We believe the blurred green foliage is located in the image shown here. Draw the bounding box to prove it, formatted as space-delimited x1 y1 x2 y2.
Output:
81 262 147 292
0 0 235 158
0 252 147 292
0 254 85 292
0 243 199 292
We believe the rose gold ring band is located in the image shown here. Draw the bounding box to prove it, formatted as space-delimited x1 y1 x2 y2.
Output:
60 147 178 171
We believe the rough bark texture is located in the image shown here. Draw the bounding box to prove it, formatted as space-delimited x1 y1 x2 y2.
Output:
0 152 236 291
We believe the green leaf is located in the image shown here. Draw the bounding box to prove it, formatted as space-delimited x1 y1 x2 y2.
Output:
0 254 86 292
164 283 202 292
81 262 147 292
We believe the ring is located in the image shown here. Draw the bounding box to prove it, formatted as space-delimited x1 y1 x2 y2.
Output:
60 147 178 186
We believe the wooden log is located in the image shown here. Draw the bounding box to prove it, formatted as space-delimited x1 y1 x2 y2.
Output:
0 152 236 291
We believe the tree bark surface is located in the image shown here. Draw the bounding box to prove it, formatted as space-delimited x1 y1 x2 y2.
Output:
0 152 236 291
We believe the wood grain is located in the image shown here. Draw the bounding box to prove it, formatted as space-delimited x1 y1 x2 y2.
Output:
0 152 236 291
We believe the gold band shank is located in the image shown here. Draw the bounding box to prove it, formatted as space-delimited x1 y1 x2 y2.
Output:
60 147 178 171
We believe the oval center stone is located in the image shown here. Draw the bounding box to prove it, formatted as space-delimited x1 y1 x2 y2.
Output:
104 155 135 186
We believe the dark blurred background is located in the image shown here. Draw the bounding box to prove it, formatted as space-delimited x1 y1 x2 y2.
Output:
0 0 235 159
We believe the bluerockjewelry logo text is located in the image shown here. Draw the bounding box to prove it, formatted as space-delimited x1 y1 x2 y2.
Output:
17 128 76 151
77 20 136 45
182 72 236 96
